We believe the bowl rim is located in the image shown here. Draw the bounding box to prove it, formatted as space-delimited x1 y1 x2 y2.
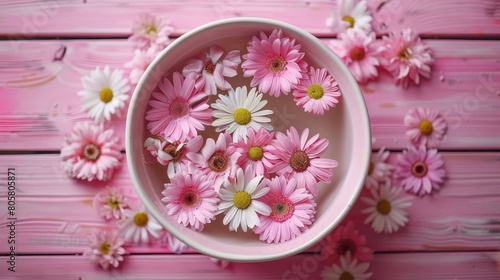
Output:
126 16 371 262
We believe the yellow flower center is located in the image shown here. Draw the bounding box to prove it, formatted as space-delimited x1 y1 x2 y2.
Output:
376 199 392 215
368 161 374 175
398 48 411 60
307 84 324 100
349 47 366 61
83 143 100 161
108 199 120 210
342 15 355 28
411 161 428 178
418 120 433 136
233 191 252 209
248 146 263 161
233 108 252 125
267 56 287 73
146 26 157 34
289 150 310 172
100 243 110 255
99 87 114 103
339 272 355 280
133 212 149 227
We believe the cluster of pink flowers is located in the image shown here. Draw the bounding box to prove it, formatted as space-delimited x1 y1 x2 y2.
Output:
144 28 340 243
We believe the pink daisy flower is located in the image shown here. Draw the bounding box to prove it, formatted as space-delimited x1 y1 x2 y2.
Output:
144 135 203 178
83 230 126 270
93 186 130 220
125 46 161 85
182 45 241 95
234 127 275 177
380 28 434 88
145 72 212 142
129 13 173 50
404 107 447 148
162 172 220 231
332 29 380 84
394 146 446 196
292 67 341 115
267 126 338 196
60 122 122 182
365 147 394 189
241 29 307 97
253 176 316 243
186 132 241 193
320 221 373 264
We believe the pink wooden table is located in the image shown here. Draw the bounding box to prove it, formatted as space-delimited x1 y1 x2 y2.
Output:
1 0 500 279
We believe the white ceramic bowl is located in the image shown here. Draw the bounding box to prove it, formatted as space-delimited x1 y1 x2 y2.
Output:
126 17 371 262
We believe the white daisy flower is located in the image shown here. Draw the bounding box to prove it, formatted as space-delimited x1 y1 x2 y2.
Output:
117 202 163 244
217 165 272 232
211 86 273 142
326 0 373 34
361 180 413 234
321 252 372 280
364 147 394 189
77 66 130 124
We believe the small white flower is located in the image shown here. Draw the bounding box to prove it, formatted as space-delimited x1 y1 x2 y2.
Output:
321 252 372 280
117 203 163 244
211 86 273 142
129 13 173 50
217 165 272 232
361 180 413 234
77 66 130 124
83 230 126 270
326 0 373 34
364 147 394 189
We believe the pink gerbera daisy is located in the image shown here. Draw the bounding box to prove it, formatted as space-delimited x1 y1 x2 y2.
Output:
145 72 212 142
93 186 130 220
234 127 275 177
380 28 434 88
404 107 447 148
83 230 126 270
144 135 203 178
186 132 241 193
320 221 373 264
292 67 341 115
162 172 220 231
331 29 380 84
182 45 241 95
242 29 307 97
267 126 338 196
128 13 173 50
60 122 122 181
125 46 161 85
253 176 316 243
394 146 446 196
365 147 394 189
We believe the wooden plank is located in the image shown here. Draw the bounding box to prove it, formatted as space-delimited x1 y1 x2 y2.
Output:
0 0 499 37
0 252 499 279
1 39 499 151
1 152 499 255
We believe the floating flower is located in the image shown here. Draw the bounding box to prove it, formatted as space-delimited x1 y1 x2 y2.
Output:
234 127 275 177
394 146 446 196
332 29 380 84
77 66 130 124
211 86 273 142
321 253 373 280
125 46 161 85
129 13 173 50
326 0 372 34
364 147 394 189
404 107 447 148
320 221 373 264
253 176 316 243
361 180 413 233
162 231 189 254
144 135 203 178
162 173 220 231
145 72 212 142
380 28 434 88
242 29 307 97
83 230 126 270
60 122 122 181
186 132 241 193
93 186 129 220
182 45 241 95
267 127 338 196
292 67 341 115
217 165 271 232
117 202 163 244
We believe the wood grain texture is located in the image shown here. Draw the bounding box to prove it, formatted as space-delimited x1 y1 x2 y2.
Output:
1 152 499 255
0 0 499 37
0 252 499 279
1 39 499 151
